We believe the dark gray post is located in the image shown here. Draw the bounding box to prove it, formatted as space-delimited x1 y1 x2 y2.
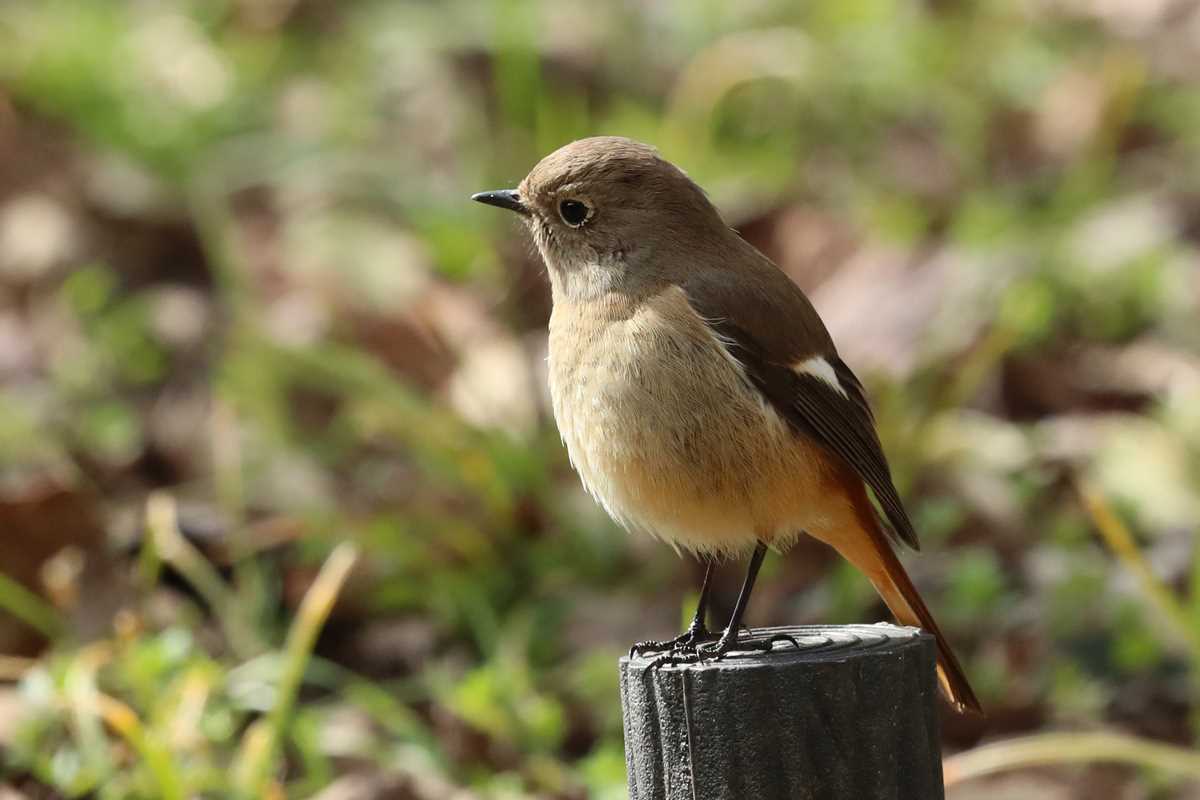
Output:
619 623 944 800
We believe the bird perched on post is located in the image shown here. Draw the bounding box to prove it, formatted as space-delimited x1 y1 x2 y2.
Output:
473 136 980 714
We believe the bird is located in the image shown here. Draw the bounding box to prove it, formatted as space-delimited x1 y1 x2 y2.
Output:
473 136 981 714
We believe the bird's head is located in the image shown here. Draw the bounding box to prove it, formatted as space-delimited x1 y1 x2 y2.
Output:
473 136 726 299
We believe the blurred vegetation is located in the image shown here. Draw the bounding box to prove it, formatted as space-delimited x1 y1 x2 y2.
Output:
0 0 1198 798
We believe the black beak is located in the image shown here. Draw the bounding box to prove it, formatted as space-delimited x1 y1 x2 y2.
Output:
472 189 528 215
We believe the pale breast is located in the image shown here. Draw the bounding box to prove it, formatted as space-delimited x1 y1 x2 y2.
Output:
547 286 835 556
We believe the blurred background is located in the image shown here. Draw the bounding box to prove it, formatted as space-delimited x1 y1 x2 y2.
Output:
0 0 1198 797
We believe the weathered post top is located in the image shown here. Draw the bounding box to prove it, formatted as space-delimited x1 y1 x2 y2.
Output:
619 623 944 800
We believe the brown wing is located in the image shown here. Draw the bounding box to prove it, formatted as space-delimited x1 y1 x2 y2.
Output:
683 274 920 551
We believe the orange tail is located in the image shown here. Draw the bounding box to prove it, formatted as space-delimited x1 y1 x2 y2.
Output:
836 485 982 715
865 530 982 714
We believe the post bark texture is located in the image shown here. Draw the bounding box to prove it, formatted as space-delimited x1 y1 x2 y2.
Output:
619 623 944 800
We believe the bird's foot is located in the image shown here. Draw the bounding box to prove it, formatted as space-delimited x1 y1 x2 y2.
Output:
644 629 802 669
629 622 715 660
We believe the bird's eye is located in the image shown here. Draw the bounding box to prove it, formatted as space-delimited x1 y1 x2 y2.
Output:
558 199 590 227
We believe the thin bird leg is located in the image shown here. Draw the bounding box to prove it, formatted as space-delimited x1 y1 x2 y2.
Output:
629 559 716 658
646 541 802 668
701 540 768 656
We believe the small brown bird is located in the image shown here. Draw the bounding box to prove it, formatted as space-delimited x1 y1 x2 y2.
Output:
474 136 980 713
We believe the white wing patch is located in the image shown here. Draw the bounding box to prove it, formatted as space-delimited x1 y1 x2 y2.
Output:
792 356 847 397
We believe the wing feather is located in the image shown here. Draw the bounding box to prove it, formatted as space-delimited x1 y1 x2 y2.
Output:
693 310 920 551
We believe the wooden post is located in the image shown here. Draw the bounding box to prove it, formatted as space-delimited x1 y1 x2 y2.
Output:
619 623 944 800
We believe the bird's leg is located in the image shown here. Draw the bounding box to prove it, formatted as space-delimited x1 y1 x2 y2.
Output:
629 560 716 658
695 541 768 658
646 542 801 668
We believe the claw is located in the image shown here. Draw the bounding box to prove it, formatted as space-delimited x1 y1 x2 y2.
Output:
646 649 701 670
765 633 802 651
628 624 715 659
643 628 803 668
